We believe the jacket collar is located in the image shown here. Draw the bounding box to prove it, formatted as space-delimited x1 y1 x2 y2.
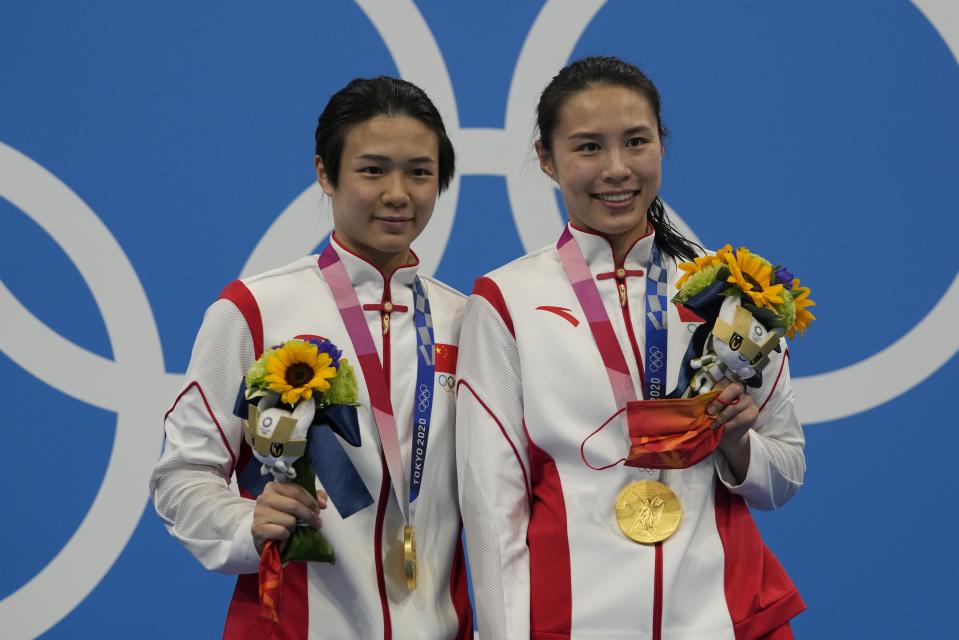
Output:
328 233 419 299
567 222 656 275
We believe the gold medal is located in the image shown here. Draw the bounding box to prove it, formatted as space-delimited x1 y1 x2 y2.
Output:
403 525 417 591
615 480 682 544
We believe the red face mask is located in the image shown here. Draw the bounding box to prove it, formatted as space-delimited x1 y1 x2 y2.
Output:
624 389 723 469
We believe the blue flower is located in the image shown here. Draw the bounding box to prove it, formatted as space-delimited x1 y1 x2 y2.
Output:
774 266 795 287
309 338 343 369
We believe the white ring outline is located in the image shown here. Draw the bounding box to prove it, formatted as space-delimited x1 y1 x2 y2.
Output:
0 141 181 638
0 1 956 637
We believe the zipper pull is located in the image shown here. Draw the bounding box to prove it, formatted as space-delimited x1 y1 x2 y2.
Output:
618 282 627 307
382 301 393 335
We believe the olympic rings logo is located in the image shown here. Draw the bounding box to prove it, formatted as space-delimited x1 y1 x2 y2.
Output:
418 383 432 412
437 374 456 392
648 346 665 372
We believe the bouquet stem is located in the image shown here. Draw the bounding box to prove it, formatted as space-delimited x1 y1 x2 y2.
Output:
280 456 335 564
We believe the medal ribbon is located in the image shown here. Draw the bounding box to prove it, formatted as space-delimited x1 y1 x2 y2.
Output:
556 228 637 409
409 277 436 508
317 245 434 524
644 244 670 400
557 228 670 473
556 227 669 406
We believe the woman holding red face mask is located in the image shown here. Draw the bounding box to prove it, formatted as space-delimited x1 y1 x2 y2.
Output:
456 56 806 639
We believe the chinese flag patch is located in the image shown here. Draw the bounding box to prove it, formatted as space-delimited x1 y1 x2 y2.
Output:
434 343 458 374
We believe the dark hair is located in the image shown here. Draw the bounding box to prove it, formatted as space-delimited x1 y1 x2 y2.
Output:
536 56 702 262
314 76 456 193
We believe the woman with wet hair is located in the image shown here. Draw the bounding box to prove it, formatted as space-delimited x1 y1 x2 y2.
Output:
153 76 472 639
457 56 805 639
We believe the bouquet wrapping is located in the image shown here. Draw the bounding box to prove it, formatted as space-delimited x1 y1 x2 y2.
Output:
240 337 359 622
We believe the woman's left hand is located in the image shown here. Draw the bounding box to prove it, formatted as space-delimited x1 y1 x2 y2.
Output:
707 379 758 440
707 380 758 483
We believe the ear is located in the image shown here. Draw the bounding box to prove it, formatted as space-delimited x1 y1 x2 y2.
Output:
315 155 335 197
534 139 557 183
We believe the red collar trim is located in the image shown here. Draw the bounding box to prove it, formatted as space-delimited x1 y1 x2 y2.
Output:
329 232 420 284
567 221 655 267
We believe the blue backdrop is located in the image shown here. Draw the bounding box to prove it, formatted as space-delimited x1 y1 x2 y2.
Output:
2 1 958 637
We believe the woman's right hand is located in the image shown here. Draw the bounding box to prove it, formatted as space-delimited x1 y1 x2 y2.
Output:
252 481 328 554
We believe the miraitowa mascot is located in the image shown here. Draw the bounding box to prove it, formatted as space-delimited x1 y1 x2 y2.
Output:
686 295 784 396
245 395 315 481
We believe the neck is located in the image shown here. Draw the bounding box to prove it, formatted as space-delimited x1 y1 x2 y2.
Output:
334 236 413 278
571 217 652 266
608 231 639 266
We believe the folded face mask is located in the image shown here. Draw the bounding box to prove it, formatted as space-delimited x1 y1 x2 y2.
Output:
624 389 723 469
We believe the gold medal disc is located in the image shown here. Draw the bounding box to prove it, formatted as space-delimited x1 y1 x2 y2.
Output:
615 480 682 544
403 525 417 591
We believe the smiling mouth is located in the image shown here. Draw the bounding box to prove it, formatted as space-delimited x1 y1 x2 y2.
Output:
592 190 639 202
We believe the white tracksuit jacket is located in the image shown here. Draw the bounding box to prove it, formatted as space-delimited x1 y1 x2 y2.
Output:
456 225 806 640
152 237 472 639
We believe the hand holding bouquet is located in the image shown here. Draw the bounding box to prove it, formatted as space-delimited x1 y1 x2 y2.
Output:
242 337 358 620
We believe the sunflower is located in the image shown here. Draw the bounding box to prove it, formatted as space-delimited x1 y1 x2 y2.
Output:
787 278 816 338
723 247 784 308
674 244 732 290
265 339 338 405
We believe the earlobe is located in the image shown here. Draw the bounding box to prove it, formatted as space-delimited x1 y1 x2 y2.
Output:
534 139 557 182
315 156 335 197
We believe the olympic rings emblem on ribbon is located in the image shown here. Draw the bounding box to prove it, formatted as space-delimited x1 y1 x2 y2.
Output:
418 383 432 412
648 345 665 373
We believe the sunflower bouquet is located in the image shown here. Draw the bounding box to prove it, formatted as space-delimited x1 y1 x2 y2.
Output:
245 337 358 409
673 245 815 395
241 337 358 621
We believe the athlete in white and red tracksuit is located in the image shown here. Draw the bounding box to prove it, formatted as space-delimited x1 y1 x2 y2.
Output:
151 240 471 639
152 75 472 639
456 223 806 640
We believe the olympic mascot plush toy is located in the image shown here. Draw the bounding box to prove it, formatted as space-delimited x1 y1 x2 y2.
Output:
687 295 785 395
245 394 316 481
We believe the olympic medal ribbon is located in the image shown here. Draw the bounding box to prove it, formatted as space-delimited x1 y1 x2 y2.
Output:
317 245 436 536
643 244 669 401
556 227 669 436
556 228 637 411
409 276 436 508
318 246 409 525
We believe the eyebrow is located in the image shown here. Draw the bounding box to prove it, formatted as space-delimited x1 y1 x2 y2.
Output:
567 125 655 140
354 154 436 164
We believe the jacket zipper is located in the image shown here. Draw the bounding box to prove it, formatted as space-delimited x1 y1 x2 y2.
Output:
615 266 663 640
615 267 646 390
374 278 394 640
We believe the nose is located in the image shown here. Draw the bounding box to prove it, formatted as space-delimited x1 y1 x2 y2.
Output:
382 173 410 209
602 148 629 183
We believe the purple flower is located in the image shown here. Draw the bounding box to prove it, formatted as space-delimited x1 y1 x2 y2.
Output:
311 338 343 369
774 266 795 286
